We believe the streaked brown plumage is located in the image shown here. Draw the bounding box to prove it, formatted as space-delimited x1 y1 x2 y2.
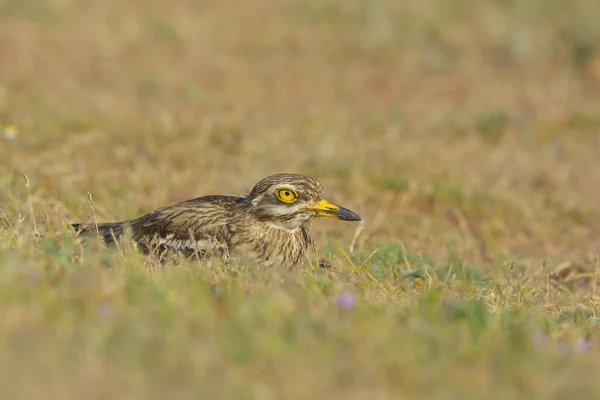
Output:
72 173 362 268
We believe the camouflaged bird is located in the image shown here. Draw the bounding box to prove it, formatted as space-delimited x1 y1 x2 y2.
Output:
72 173 362 268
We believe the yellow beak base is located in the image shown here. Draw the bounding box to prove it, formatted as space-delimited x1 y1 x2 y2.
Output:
304 199 362 221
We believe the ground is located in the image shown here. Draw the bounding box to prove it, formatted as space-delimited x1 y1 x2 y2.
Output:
1 0 600 398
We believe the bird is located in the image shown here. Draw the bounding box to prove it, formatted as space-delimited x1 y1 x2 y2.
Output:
72 173 362 268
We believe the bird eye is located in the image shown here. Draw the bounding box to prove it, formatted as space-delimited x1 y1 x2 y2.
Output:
276 188 298 203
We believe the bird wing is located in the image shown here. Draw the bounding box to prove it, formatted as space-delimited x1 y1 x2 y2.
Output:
132 195 242 255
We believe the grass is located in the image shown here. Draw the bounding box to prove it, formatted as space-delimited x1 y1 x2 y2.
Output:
2 0 600 398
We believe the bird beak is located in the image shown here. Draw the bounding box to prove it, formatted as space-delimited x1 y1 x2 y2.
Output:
304 199 362 221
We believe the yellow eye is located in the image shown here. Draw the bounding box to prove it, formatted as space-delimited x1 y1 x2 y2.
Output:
276 188 298 203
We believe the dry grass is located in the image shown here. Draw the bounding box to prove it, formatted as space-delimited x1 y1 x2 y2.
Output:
1 0 600 398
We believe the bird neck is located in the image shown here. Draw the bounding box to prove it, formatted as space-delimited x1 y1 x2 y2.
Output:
263 221 304 233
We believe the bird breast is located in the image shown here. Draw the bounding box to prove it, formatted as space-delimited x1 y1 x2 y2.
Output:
229 224 310 268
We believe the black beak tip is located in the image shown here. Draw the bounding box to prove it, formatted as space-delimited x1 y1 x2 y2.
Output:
337 206 362 222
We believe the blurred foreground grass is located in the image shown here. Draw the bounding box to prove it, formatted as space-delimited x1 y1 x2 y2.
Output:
2 0 600 398
1 229 599 399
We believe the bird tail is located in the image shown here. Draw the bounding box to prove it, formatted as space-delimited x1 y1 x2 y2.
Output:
72 220 130 246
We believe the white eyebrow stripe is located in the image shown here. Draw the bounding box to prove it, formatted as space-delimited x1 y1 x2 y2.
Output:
271 183 300 192
251 194 264 207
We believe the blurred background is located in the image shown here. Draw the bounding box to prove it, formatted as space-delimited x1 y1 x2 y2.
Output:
1 0 600 274
2 1 600 398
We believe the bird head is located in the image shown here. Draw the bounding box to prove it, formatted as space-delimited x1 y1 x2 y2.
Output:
245 173 362 230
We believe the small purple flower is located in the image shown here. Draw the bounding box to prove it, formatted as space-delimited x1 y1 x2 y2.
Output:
336 291 357 310
574 337 593 354
97 302 115 320
26 269 39 284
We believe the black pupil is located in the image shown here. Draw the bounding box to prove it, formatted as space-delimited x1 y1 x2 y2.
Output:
285 191 290 196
